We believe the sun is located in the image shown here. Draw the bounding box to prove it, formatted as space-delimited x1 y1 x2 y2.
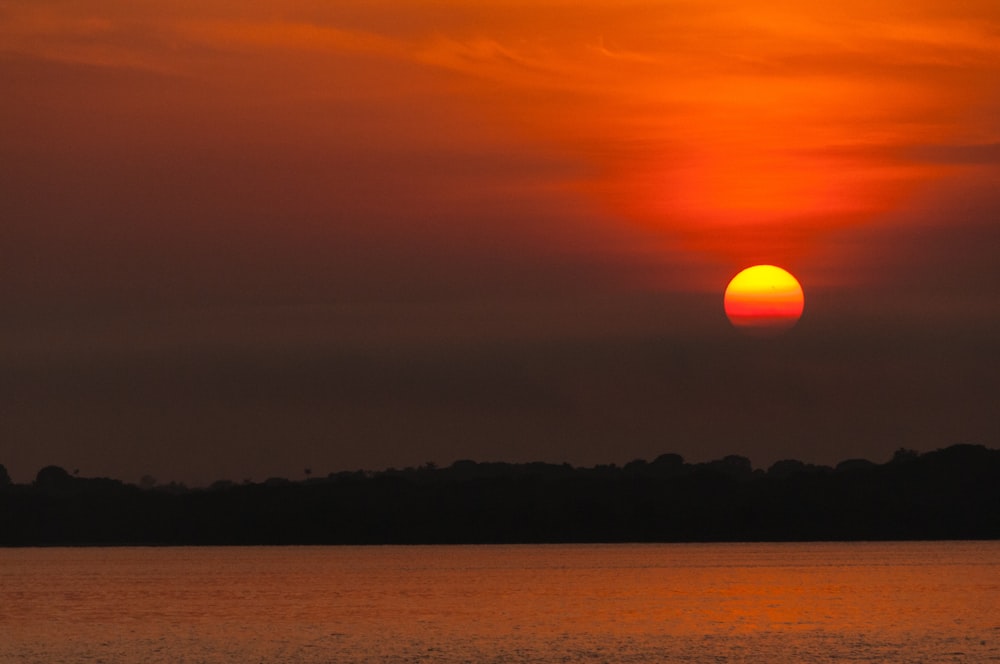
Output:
724 265 804 335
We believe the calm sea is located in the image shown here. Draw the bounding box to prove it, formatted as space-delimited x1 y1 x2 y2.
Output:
1 542 998 663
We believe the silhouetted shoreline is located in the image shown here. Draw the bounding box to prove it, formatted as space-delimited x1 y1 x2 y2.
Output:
2 444 998 545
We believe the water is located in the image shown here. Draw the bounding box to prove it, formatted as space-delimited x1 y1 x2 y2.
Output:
1 542 998 663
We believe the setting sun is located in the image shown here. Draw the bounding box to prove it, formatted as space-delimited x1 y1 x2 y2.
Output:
724 265 804 334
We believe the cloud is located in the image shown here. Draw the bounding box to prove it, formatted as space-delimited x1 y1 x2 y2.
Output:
908 142 1000 165
5 0 999 304
173 20 406 59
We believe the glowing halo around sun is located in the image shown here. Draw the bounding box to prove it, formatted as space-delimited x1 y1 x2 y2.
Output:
724 265 804 335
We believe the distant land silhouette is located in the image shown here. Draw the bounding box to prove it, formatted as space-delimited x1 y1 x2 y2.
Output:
2 444 998 545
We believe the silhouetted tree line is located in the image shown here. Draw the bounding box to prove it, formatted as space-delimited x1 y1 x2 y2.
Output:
1 444 998 545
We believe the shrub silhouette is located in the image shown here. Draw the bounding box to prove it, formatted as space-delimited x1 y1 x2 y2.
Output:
2 444 998 545
34 465 75 493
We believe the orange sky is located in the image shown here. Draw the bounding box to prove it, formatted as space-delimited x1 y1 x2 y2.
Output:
1 0 999 482
5 0 999 290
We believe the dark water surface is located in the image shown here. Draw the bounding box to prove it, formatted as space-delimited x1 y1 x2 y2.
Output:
2 542 998 662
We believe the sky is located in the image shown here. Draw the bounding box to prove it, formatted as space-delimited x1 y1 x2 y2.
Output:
2 0 999 485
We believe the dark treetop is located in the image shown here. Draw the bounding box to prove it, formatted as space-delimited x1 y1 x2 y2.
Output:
1 444 998 545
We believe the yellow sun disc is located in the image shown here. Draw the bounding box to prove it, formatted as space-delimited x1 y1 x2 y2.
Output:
724 265 804 335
